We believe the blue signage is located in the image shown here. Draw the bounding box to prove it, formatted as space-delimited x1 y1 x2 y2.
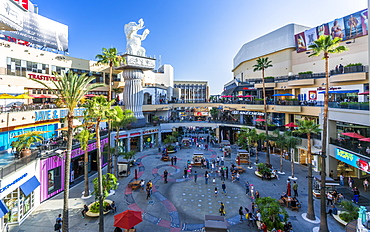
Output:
336 148 370 173
35 108 85 122
0 173 28 193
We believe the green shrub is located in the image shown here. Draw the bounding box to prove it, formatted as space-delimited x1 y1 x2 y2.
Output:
298 71 313 75
286 98 299 101
89 201 110 213
256 163 271 175
254 98 264 101
339 102 349 106
264 76 274 79
345 63 362 67
256 197 288 230
338 200 359 223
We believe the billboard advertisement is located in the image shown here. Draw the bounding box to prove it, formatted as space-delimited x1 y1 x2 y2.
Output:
0 0 25 31
0 11 68 51
336 148 370 174
295 9 368 52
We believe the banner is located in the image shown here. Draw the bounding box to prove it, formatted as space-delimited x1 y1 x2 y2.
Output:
294 9 368 52
1 11 68 51
336 148 370 174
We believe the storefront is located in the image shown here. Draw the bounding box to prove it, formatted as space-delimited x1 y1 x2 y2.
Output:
0 161 41 230
231 110 264 126
334 147 370 178
40 138 108 202
142 129 158 149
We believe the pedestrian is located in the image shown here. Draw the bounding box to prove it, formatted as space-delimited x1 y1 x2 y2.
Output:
348 176 354 188
216 156 220 166
340 173 344 186
256 209 262 223
251 202 255 213
250 184 255 199
220 168 225 181
225 167 229 179
54 214 62 232
81 204 89 218
212 177 216 185
247 212 255 227
174 156 177 165
219 202 226 216
221 156 224 166
221 182 227 195
205 171 209 184
194 171 198 183
260 222 267 232
239 206 244 221
171 157 174 166
287 179 291 196
327 192 333 205
164 170 168 183
273 169 279 180
236 172 240 182
111 201 117 213
353 187 360 204
214 187 218 197
364 179 369 191
140 179 145 192
245 181 250 195
255 190 260 199
292 181 298 197
183 168 188 179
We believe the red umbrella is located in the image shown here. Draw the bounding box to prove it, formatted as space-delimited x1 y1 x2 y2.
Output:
114 210 142 229
243 95 253 97
359 91 369 95
359 138 370 142
284 122 298 127
341 132 365 139
236 95 244 98
85 94 97 97
254 119 266 122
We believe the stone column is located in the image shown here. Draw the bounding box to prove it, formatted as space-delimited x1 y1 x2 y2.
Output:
122 69 144 120
126 137 131 152
139 134 143 152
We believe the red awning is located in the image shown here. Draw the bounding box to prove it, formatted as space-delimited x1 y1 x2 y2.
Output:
341 132 365 139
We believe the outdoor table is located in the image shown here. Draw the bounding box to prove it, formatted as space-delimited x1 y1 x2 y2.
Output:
128 180 141 190
283 197 293 208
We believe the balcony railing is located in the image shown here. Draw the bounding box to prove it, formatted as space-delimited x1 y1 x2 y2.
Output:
328 102 369 111
330 137 369 156
0 151 39 179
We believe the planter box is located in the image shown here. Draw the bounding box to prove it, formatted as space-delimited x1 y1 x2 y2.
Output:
254 171 275 179
85 199 113 217
344 65 364 73
264 78 275 83
333 211 347 226
298 73 313 79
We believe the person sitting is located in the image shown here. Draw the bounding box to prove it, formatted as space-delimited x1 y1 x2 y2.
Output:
111 201 117 213
280 192 288 199
105 203 112 212
327 205 338 216
81 204 89 218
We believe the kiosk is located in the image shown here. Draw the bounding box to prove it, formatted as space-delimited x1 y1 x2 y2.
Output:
192 152 204 166
313 175 339 198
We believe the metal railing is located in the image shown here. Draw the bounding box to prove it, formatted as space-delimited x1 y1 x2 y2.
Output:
0 151 39 179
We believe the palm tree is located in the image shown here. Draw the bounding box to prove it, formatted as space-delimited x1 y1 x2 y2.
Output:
245 128 258 167
96 48 124 176
75 129 95 198
295 119 321 221
253 57 273 165
84 96 118 232
30 71 104 232
284 131 301 179
111 106 136 177
256 132 267 164
308 35 347 232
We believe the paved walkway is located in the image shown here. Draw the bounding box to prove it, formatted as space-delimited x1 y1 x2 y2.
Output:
9 144 365 231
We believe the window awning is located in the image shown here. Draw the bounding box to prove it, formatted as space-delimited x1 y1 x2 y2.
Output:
20 176 40 196
318 90 359 94
0 200 9 218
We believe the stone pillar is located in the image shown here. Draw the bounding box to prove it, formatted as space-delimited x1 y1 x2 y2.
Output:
139 134 143 152
126 137 131 152
122 69 144 120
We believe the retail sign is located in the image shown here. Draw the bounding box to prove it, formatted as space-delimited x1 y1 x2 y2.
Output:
231 111 265 116
28 73 59 82
143 129 158 134
317 87 342 91
71 138 108 159
35 108 85 122
0 173 28 193
194 112 208 116
308 91 317 100
335 148 370 173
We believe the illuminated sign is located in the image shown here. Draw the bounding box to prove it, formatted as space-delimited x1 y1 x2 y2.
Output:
335 148 370 173
28 73 58 81
231 111 265 116
0 173 28 193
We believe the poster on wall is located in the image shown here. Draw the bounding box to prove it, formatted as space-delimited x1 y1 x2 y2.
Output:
47 167 61 194
316 23 330 37
304 28 318 47
294 32 306 53
47 169 55 193
328 18 347 40
308 90 317 100
336 148 370 174
343 10 368 39
0 11 68 51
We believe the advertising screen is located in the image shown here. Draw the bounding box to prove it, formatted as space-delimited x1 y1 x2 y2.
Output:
1 11 68 51
294 9 368 52
336 148 370 174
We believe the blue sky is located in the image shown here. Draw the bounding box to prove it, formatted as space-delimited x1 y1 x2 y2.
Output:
33 0 367 94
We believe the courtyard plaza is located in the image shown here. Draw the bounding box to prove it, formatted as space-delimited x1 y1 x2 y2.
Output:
9 143 362 232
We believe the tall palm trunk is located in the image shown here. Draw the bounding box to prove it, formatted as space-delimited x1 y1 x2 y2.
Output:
62 115 73 232
262 69 270 164
280 152 283 173
307 133 315 220
319 55 330 232
114 126 119 177
83 148 89 197
107 64 113 175
96 122 104 232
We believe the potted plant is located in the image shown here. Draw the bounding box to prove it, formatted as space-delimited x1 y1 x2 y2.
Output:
334 200 359 225
254 98 264 104
286 98 299 106
298 71 313 79
152 116 160 125
264 76 275 83
89 173 118 215
344 63 363 73
255 197 288 230
255 163 274 178
12 131 44 158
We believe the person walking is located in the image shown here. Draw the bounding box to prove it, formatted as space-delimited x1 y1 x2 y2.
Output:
339 173 344 186
205 171 209 184
171 157 174 166
183 168 188 179
222 182 227 195
54 214 62 232
225 167 229 179
163 170 168 183
214 187 218 197
327 192 334 206
349 176 354 188
245 181 250 195
219 202 226 216
287 179 291 196
174 156 177 165
364 179 369 192
194 171 198 183
247 212 255 228
292 181 298 197
353 187 360 204
239 206 244 221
